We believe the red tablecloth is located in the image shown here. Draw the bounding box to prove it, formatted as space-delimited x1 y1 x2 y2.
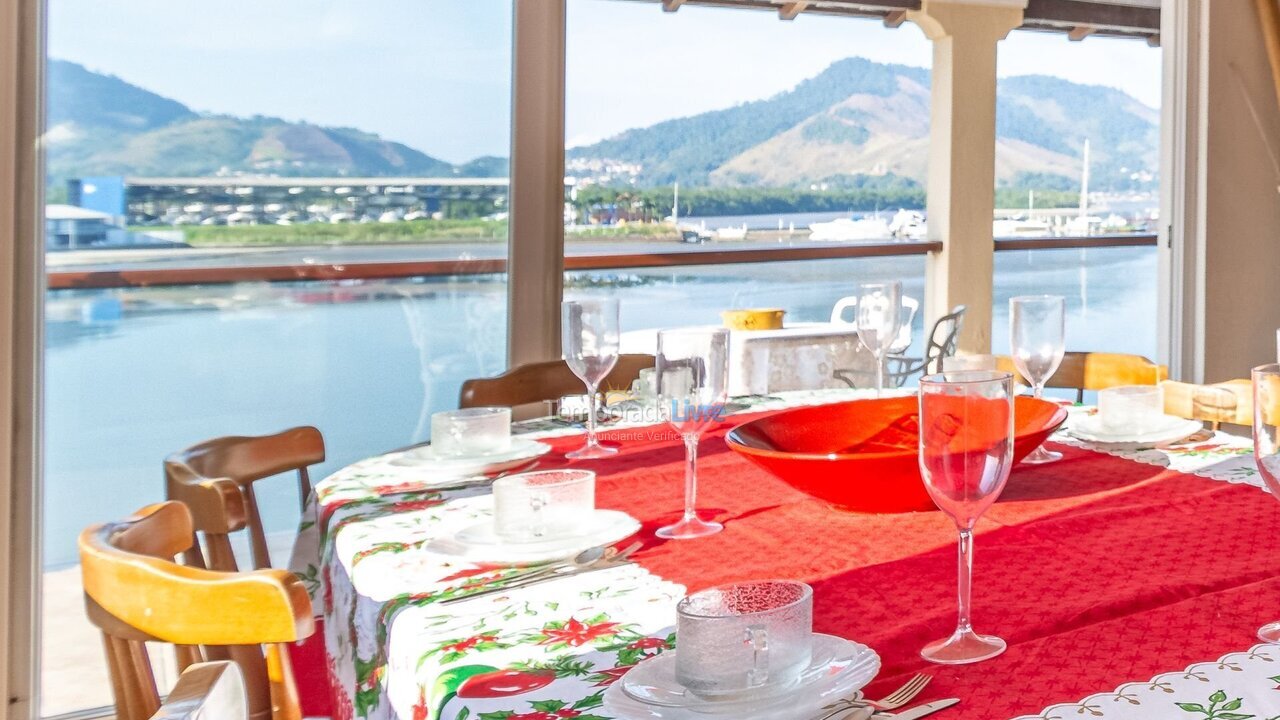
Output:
536 415 1280 719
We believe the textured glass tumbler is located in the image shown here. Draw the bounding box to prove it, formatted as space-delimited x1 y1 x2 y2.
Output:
675 580 813 698
493 469 595 541
430 407 511 456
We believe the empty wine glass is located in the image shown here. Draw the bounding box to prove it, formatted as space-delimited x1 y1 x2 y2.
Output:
655 328 729 540
918 370 1014 664
1010 295 1065 464
1253 364 1280 642
856 281 904 395
562 298 620 459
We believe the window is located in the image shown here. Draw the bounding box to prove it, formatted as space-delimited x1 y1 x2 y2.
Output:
41 2 512 715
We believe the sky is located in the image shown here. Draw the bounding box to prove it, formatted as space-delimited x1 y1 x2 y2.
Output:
47 0 1162 164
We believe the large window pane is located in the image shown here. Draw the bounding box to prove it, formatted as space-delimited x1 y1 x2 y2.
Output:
42 2 512 716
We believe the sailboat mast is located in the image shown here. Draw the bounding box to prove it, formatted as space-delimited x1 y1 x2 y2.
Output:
1079 139 1091 219
673 181 680 227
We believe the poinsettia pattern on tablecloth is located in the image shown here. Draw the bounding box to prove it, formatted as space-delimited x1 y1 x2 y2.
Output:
1013 644 1280 720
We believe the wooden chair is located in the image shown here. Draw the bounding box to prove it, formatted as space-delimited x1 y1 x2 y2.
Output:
995 352 1168 402
150 661 247 720
458 354 655 409
1161 378 1253 429
166 426 325 571
80 501 313 720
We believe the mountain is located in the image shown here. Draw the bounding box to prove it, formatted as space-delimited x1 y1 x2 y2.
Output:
568 57 1158 192
45 59 464 184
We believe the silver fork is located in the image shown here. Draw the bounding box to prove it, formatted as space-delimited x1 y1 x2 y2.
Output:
816 673 932 720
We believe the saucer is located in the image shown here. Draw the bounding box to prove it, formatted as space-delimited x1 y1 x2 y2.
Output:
432 509 641 564
1068 413 1204 447
608 634 880 719
390 438 551 475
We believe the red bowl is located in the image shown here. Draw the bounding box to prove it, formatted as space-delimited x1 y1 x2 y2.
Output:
725 396 1068 513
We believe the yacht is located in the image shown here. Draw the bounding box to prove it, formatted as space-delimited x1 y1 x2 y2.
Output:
808 216 892 242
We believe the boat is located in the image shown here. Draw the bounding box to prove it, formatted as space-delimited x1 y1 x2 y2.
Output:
714 224 748 241
889 210 927 240
993 217 1053 238
808 216 892 242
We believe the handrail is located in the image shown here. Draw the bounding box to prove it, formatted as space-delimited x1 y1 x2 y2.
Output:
46 234 1156 290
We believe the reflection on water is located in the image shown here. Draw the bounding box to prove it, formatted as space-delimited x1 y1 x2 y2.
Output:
43 246 1154 567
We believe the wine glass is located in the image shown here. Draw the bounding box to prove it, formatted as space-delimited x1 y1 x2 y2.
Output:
1253 364 1280 642
562 298 620 459
655 328 729 540
918 370 1015 664
856 281 904 395
1009 295 1065 464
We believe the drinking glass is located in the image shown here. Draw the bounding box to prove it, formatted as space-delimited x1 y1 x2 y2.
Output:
918 370 1015 664
674 580 813 698
429 407 511 457
1253 364 1280 642
562 298 621 459
1009 295 1066 464
856 281 904 396
656 328 729 539
493 469 596 542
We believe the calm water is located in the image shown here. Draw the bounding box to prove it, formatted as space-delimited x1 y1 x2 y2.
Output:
43 245 1155 567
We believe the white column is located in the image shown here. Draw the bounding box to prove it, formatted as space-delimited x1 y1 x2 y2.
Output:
508 0 567 367
0 0 45 713
908 0 1025 353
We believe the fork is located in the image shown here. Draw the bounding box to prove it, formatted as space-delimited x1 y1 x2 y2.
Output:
815 673 932 720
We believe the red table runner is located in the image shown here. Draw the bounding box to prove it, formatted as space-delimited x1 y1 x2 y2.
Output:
538 415 1280 718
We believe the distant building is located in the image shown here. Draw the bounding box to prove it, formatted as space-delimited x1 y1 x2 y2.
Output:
44 204 117 249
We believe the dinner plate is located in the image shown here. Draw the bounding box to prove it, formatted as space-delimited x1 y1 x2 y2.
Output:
1067 413 1204 447
388 438 552 476
429 509 641 564
606 634 879 719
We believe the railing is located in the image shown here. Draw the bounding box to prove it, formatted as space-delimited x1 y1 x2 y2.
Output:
45 234 1156 289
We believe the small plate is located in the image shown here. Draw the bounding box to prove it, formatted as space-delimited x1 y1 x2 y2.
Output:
389 438 551 475
608 634 879 718
1068 413 1204 447
431 509 641 564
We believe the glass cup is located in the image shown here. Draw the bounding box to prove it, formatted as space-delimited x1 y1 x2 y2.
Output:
675 580 813 698
1253 365 1280 642
429 407 511 457
1097 385 1163 434
492 469 596 542
855 281 904 396
918 370 1014 664
1010 295 1066 464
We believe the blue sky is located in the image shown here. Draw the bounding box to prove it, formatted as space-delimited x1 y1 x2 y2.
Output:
48 0 1162 164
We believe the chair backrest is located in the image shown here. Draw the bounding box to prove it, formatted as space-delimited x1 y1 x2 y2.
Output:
459 354 656 409
166 426 325 571
1161 378 1253 429
80 501 313 720
996 352 1167 402
150 662 247 720
922 305 966 374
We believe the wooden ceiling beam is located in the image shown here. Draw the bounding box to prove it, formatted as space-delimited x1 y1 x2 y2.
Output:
883 9 907 27
780 1 811 20
1067 25 1096 41
662 0 686 11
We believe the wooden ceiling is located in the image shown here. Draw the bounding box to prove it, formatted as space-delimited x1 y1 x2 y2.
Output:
627 0 1161 44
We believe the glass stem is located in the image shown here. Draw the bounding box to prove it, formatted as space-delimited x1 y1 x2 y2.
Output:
874 353 885 396
955 528 974 635
1032 382 1044 400
585 383 599 447
683 433 700 521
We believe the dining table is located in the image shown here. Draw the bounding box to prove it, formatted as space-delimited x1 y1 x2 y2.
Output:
288 387 1280 720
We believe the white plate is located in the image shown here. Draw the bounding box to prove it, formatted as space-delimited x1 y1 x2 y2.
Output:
388 438 551 476
605 634 880 719
1067 413 1205 447
428 509 641 564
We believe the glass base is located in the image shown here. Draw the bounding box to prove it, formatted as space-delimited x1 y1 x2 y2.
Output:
655 515 723 540
1259 621 1280 643
921 628 1006 665
1021 445 1062 465
566 442 618 460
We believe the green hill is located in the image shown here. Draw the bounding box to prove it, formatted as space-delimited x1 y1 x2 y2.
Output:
569 57 1158 192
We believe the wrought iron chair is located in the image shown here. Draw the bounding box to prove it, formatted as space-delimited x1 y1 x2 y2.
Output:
833 305 966 389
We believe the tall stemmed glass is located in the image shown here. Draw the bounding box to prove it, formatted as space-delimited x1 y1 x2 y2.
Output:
655 328 729 540
1010 295 1065 464
1253 364 1280 642
918 370 1014 664
856 281 904 396
562 298 620 459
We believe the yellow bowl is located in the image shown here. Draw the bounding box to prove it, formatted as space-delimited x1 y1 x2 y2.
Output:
721 308 785 331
